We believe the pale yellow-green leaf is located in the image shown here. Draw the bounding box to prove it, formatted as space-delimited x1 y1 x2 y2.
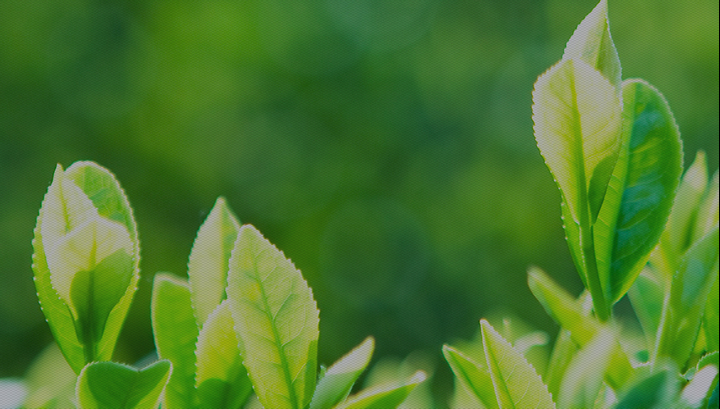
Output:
188 197 241 326
562 0 621 91
227 225 319 409
533 58 621 226
480 319 555 409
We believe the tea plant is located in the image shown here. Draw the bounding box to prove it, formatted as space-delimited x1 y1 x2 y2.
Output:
27 162 425 408
443 1 718 408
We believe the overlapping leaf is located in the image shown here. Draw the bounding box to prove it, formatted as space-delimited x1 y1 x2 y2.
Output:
227 225 319 409
480 319 555 409
532 57 622 320
655 226 719 368
310 337 375 409
188 197 240 326
442 345 498 409
562 0 621 90
527 267 633 388
593 79 682 305
76 360 171 409
32 162 139 372
151 274 198 409
332 371 426 409
195 300 252 409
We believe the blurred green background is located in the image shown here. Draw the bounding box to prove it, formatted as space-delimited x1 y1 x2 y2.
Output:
0 0 717 403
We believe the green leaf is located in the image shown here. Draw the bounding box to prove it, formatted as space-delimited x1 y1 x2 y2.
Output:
442 345 499 409
332 371 426 409
562 0 621 91
32 162 139 373
532 58 622 320
594 79 683 305
558 328 616 409
151 273 198 409
705 277 720 353
76 360 171 409
227 225 319 409
656 226 720 369
533 58 622 227
628 268 665 353
480 319 555 409
188 197 241 326
693 171 719 244
614 366 680 409
651 152 709 279
195 300 252 409
545 329 577 399
310 337 375 409
527 267 633 389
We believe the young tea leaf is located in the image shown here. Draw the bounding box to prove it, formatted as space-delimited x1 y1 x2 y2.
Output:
651 152 709 280
593 79 682 305
188 197 241 326
310 337 375 409
532 58 622 320
527 267 633 389
227 225 319 409
480 319 555 409
557 328 616 409
614 365 680 409
195 299 252 409
628 268 665 353
151 273 198 409
76 360 171 409
655 226 719 369
333 371 426 409
544 329 577 399
32 162 139 372
562 0 621 91
442 345 498 409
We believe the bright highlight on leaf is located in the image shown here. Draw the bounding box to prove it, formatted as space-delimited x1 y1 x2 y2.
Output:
480 319 556 409
227 224 320 409
32 161 139 372
188 197 241 326
310 337 375 409
562 0 621 90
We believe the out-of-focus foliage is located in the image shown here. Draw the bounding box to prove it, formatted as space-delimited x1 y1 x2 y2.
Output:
0 0 716 404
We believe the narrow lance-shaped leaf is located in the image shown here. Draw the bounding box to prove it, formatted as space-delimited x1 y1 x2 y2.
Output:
151 274 198 409
651 152 709 280
557 328 616 409
76 360 171 409
32 162 139 373
544 329 577 399
628 268 665 353
562 0 621 91
310 337 375 409
532 58 622 320
527 267 634 389
593 79 682 305
655 226 720 369
442 345 498 409
480 319 555 409
704 276 719 353
188 197 240 326
227 225 319 409
693 170 719 244
332 371 426 409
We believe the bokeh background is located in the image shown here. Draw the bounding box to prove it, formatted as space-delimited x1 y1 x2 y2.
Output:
0 0 717 404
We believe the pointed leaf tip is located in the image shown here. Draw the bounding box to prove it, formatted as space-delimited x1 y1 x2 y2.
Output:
480 319 556 409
